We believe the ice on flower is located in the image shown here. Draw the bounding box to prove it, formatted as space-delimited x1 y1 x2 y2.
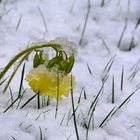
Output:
26 65 76 101
49 37 77 56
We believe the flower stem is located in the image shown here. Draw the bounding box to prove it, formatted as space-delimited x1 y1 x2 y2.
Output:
0 43 61 80
55 71 59 118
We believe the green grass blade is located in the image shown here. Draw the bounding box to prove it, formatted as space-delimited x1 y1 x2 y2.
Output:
121 66 124 91
112 75 115 104
99 107 116 128
3 52 30 93
18 63 26 97
70 74 79 140
87 84 104 116
20 94 37 109
87 63 92 75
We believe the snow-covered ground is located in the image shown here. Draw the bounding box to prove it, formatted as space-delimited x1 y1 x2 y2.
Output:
0 0 140 139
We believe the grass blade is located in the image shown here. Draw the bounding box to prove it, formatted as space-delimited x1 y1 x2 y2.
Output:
121 66 124 91
9 87 13 108
38 7 48 33
3 53 30 93
86 99 98 140
99 107 116 128
0 77 8 86
70 74 79 140
39 126 43 140
88 83 104 116
18 63 26 97
16 89 26 109
78 87 84 104
55 71 60 118
79 0 90 45
37 92 40 109
112 75 115 104
87 63 92 75
118 21 127 48
111 88 139 116
16 14 22 31
20 94 37 109
4 95 21 113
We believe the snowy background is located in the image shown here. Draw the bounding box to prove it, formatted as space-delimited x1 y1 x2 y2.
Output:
0 0 140 139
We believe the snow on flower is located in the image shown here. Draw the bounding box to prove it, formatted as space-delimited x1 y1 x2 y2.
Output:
26 65 76 101
26 38 77 101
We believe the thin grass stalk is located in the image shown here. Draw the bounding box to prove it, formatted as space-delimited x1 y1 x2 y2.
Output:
127 0 131 15
86 100 98 140
70 74 79 140
55 71 59 118
11 136 17 140
2 8 12 18
3 52 30 93
118 21 127 48
112 75 115 104
129 58 140 72
35 114 41 120
103 55 116 72
69 0 76 13
111 88 139 116
135 18 140 29
18 63 26 97
79 0 90 45
84 89 87 99
17 89 26 109
70 105 79 119
101 0 105 7
66 135 72 140
87 63 92 75
121 66 124 91
38 7 48 33
9 87 13 108
67 109 71 126
0 77 8 86
100 37 110 54
99 107 116 128
3 95 21 113
16 14 22 31
46 96 50 106
91 113 94 130
78 87 84 104
39 126 43 140
25 124 32 130
129 36 135 51
60 113 66 126
20 94 37 109
88 83 104 116
128 68 139 81
102 55 115 83
37 92 40 109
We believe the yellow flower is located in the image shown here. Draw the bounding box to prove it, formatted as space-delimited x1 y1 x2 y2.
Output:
26 65 76 101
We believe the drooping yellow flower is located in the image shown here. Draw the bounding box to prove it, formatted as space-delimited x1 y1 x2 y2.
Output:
26 65 76 101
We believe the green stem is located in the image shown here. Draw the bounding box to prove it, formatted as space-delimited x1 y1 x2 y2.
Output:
55 71 60 118
0 43 61 80
38 92 40 109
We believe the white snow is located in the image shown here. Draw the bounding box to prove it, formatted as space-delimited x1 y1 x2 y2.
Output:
0 0 140 139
